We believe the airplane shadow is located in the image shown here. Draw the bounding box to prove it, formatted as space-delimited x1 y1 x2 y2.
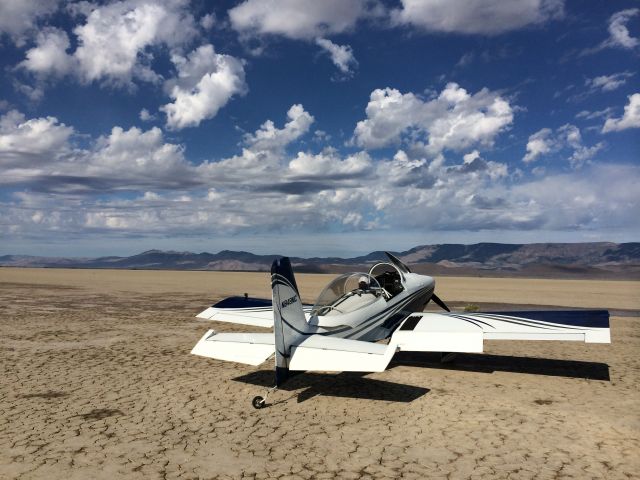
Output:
233 370 430 404
391 352 610 381
233 353 609 406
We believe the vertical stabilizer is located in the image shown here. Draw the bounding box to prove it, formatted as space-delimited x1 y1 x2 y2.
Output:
271 257 309 386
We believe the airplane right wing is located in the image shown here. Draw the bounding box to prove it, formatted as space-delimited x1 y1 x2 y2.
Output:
390 310 610 354
196 296 312 328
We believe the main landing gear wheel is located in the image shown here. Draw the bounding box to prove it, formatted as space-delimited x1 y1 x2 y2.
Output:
252 396 266 409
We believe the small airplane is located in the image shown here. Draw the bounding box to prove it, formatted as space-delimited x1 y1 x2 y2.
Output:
191 253 610 408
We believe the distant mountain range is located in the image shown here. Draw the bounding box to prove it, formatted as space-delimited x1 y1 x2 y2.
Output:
1 242 639 279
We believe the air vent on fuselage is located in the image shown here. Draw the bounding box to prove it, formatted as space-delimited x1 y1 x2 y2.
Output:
400 315 422 331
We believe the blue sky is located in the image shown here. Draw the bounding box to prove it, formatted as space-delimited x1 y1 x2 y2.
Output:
0 0 638 257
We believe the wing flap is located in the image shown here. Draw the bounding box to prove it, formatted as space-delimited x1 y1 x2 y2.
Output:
190 330 274 365
393 314 484 353
289 335 396 372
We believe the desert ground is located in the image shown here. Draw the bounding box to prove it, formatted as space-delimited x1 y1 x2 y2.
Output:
1 268 639 479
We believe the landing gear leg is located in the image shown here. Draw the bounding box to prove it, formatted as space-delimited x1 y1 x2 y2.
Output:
252 385 277 409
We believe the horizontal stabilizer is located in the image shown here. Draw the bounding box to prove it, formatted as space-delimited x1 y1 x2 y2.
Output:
190 330 274 365
289 335 396 372
196 296 311 328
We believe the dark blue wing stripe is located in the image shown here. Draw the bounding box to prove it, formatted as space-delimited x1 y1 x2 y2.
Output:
446 313 494 329
476 310 609 328
212 296 273 309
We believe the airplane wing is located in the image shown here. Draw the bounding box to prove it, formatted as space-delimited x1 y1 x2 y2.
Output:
391 310 610 354
196 296 312 328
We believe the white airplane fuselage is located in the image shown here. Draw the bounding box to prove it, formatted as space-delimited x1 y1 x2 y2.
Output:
307 273 435 342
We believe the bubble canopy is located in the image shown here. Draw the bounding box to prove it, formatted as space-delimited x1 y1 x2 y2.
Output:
311 273 382 317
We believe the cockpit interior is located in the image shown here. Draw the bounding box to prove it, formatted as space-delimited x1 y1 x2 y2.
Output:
310 262 405 318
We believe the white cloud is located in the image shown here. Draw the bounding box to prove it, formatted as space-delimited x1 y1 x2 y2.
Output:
0 0 60 45
86 126 191 185
391 0 564 35
353 83 513 154
243 104 314 151
581 8 640 56
576 108 615 121
288 150 372 179
139 108 156 122
228 0 374 40
200 13 216 30
20 27 73 76
161 45 247 130
315 38 358 76
19 0 198 87
602 93 640 133
523 124 604 168
523 128 553 163
1 106 637 243
73 0 197 85
0 110 74 168
586 72 634 93
0 110 194 192
605 8 639 49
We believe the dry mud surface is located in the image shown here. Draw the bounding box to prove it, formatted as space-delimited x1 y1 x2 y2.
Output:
1 268 639 480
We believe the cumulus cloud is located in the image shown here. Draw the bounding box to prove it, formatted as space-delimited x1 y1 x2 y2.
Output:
391 0 564 35
288 150 372 179
0 0 60 45
523 128 553 163
20 27 73 76
602 93 640 133
228 0 374 40
139 108 156 122
19 0 198 87
243 104 314 151
315 38 358 77
85 126 193 188
1 106 637 243
0 110 74 168
0 109 195 192
523 124 604 168
161 45 247 130
73 0 197 85
353 83 513 155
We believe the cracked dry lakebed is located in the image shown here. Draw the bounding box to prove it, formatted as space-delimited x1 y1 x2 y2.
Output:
1 268 639 479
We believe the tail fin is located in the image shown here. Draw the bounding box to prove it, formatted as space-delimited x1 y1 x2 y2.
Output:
271 257 309 386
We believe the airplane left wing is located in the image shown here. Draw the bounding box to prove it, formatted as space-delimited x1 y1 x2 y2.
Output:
196 296 312 328
391 310 610 354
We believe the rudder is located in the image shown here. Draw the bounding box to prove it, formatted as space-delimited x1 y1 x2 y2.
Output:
271 257 310 386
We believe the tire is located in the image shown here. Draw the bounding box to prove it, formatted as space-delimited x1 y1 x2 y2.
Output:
252 396 266 409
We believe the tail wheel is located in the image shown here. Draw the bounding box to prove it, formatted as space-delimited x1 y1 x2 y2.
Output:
252 396 266 409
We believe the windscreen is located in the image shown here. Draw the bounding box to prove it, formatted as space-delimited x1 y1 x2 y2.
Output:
311 273 382 316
